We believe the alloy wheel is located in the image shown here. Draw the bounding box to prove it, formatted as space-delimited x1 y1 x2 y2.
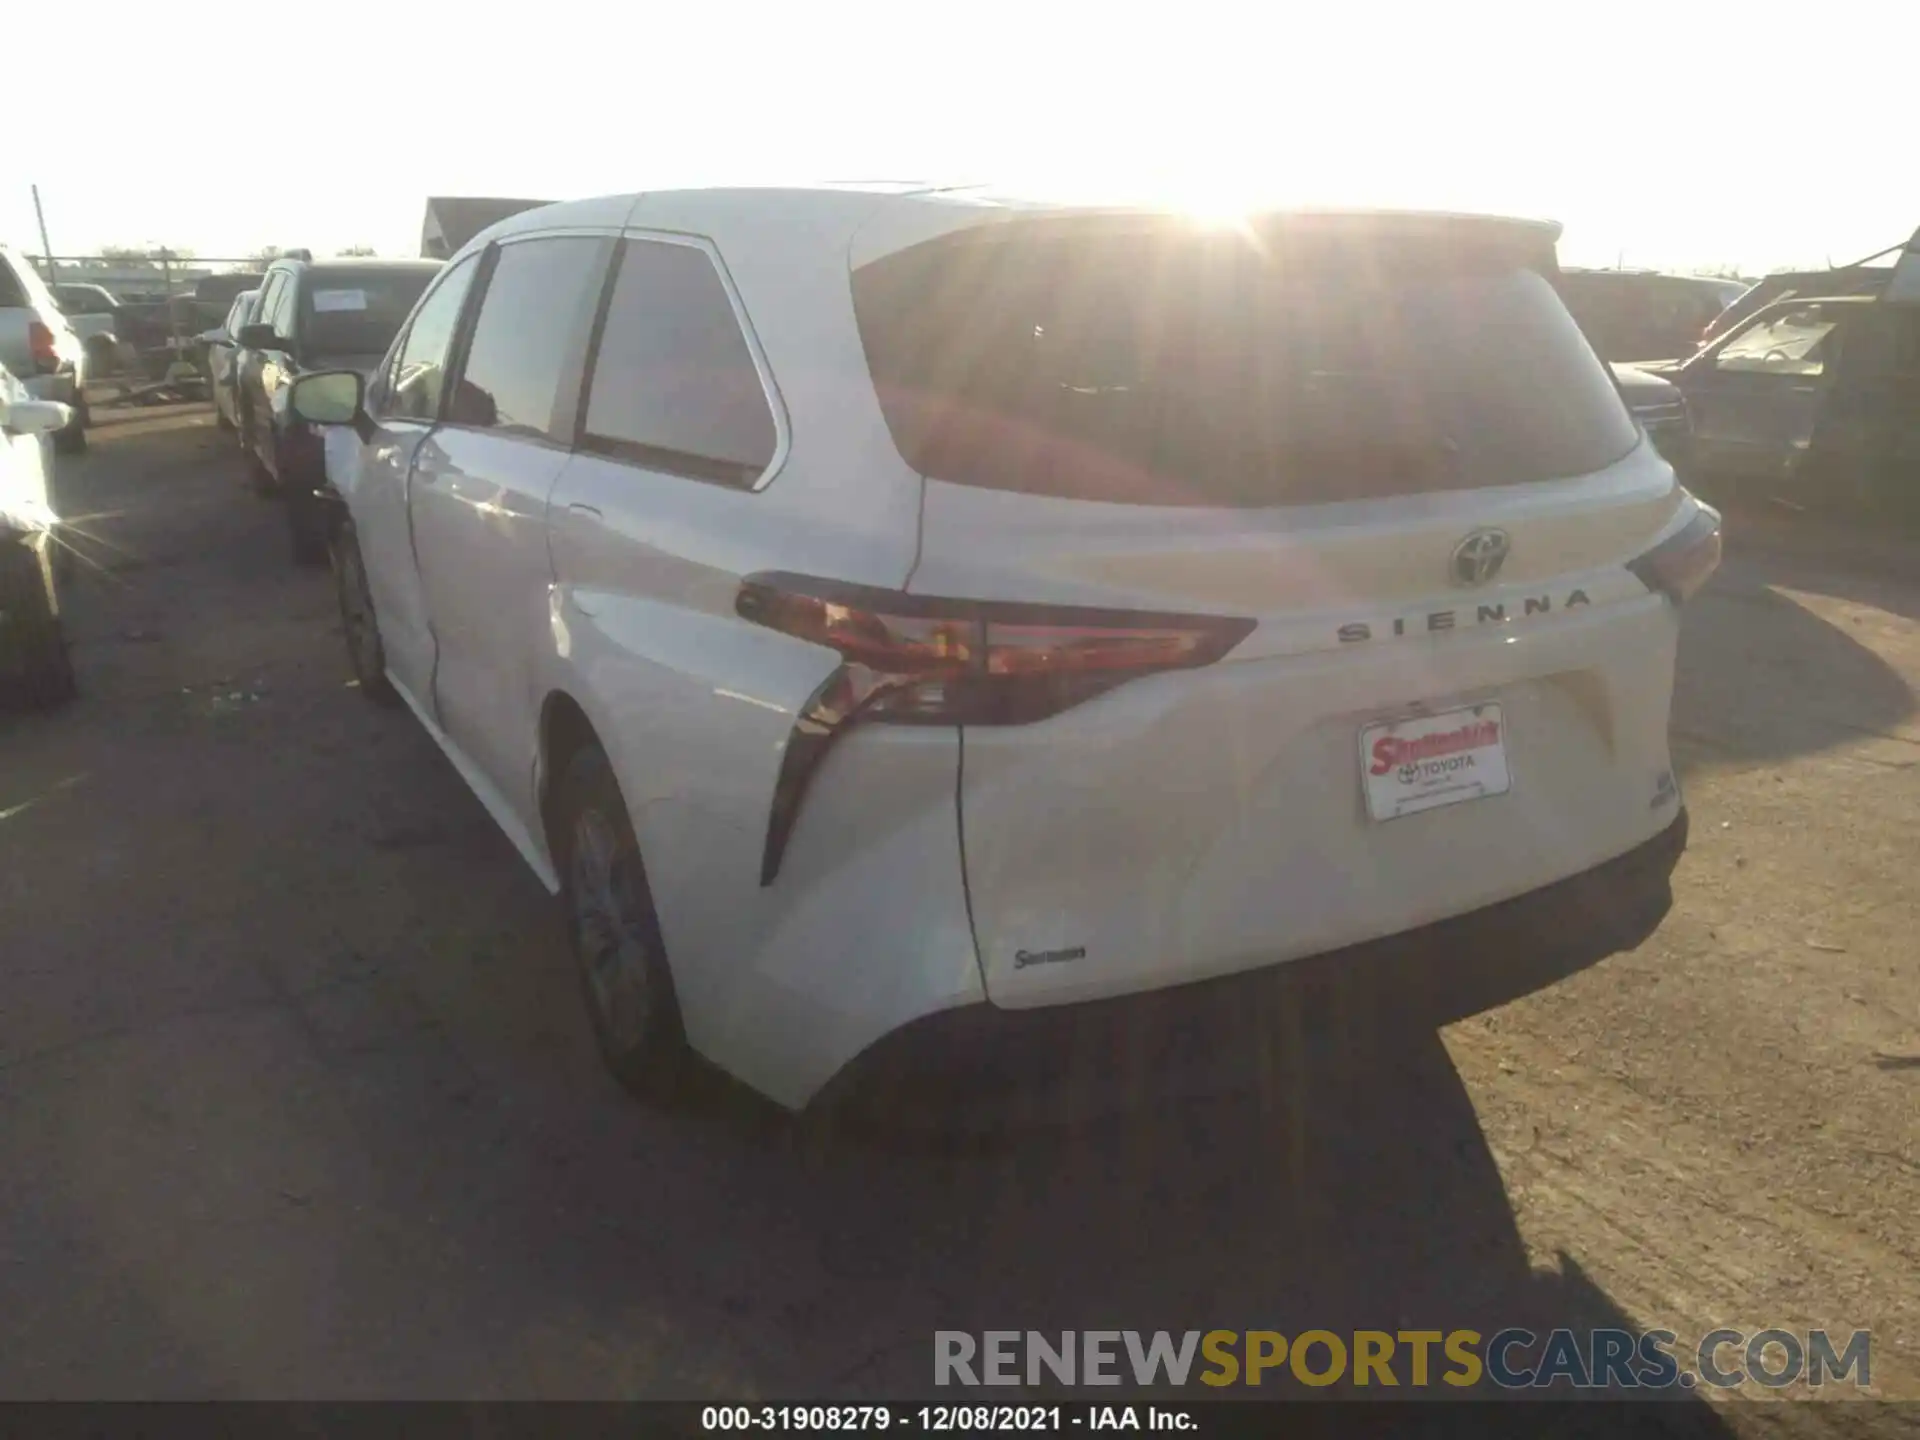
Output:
570 807 654 1052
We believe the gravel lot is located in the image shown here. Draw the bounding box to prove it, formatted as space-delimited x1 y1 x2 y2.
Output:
2 405 1915 1423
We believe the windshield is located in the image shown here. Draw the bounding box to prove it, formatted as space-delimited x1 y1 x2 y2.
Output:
854 228 1637 506
1714 305 1846 376
299 268 436 356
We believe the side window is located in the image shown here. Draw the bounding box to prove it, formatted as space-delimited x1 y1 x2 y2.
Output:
254 274 286 337
448 236 606 439
1714 305 1842 378
267 275 299 340
381 255 480 423
1839 309 1920 381
579 239 780 487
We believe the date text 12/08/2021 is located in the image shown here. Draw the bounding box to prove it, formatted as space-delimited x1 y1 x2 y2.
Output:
702 1406 1188 1431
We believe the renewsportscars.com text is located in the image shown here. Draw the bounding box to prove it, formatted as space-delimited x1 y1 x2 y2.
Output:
934 1328 1871 1390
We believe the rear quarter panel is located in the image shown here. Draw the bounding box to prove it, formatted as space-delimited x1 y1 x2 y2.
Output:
532 196 985 1106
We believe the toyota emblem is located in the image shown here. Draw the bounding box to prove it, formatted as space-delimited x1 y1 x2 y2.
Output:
1449 528 1511 587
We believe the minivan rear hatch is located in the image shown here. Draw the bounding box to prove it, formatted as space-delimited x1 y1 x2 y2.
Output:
850 210 1690 1008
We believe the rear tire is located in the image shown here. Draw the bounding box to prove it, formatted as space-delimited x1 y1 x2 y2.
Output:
243 414 278 495
53 395 87 455
287 486 329 567
0 537 77 710
330 521 398 706
554 743 688 1102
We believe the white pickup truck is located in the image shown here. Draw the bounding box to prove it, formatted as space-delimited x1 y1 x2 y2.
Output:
51 281 135 357
0 245 89 452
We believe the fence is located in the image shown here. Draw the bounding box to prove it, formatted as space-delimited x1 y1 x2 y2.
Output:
27 253 274 391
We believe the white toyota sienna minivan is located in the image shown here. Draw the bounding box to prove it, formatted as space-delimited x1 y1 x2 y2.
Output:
289 186 1720 1113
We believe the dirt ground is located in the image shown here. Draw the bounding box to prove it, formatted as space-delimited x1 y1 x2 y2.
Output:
1 404 1914 1423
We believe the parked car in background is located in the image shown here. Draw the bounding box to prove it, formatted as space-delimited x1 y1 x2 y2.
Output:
193 270 267 332
1557 269 1747 363
1702 266 1894 348
203 288 262 434
50 280 139 378
1611 363 1690 463
0 245 89 452
53 281 121 315
0 363 76 708
235 256 441 563
1649 292 1920 521
287 189 1718 1114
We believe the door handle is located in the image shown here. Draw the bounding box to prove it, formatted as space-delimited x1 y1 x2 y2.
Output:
567 502 604 522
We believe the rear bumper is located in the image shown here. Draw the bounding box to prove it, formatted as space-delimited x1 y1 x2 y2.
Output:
812 806 1687 1121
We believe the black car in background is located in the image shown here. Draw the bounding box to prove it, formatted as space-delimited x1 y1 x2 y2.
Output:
1557 269 1748 364
1701 266 1893 348
1648 292 1920 523
236 257 441 564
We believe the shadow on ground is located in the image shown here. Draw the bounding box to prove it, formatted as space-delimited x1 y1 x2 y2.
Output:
1671 565 1915 778
0 413 1777 1425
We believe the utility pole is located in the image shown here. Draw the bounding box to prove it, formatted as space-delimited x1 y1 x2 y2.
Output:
31 185 58 286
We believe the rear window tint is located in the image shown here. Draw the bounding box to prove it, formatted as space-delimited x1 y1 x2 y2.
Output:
853 227 1639 507
580 239 778 487
0 259 29 308
298 268 437 356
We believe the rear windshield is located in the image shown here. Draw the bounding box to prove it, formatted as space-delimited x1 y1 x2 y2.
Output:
852 227 1639 507
299 268 437 356
0 259 28 308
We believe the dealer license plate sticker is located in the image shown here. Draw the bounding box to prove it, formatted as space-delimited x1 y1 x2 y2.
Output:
1359 702 1511 821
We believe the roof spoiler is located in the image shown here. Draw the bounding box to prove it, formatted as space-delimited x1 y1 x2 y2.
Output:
851 206 1563 272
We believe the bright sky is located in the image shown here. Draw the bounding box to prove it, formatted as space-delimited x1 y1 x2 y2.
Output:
8 0 1903 276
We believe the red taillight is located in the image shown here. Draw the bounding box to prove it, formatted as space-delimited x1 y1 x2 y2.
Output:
27 321 59 374
737 574 1254 883
1628 502 1722 604
736 575 1252 726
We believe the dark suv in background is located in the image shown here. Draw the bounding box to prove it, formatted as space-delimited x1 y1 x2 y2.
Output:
236 257 441 563
1648 292 1920 524
1557 269 1747 363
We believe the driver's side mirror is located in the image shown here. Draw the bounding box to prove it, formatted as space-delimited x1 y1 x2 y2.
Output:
289 370 365 429
236 323 281 350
